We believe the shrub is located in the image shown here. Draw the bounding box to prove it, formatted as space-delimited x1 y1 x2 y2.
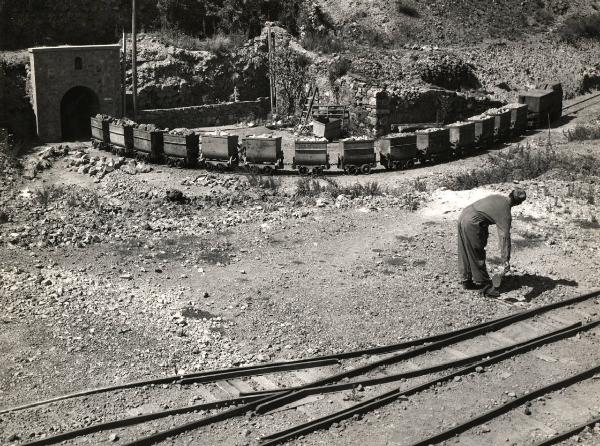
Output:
559 13 600 43
564 122 600 141
534 8 555 25
301 31 345 54
270 47 313 116
442 143 600 190
328 58 351 85
396 0 420 18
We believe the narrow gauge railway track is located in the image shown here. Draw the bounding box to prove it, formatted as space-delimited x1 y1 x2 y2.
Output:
4 290 599 446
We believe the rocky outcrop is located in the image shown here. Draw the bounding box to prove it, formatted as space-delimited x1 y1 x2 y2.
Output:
126 34 269 109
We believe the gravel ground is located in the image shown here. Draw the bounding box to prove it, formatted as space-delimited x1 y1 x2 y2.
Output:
1 99 600 445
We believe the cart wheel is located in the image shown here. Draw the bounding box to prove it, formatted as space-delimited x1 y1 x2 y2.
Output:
348 165 359 175
312 167 323 176
262 165 273 175
216 163 226 172
298 166 309 176
360 164 372 175
406 159 415 169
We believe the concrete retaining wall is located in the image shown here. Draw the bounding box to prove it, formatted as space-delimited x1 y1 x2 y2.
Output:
138 98 270 129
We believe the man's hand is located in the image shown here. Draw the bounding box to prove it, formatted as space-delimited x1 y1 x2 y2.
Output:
503 261 511 274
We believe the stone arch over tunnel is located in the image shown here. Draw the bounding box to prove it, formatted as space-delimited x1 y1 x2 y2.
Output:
60 86 100 141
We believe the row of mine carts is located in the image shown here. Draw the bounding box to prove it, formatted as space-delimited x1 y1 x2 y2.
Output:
90 84 563 175
90 120 285 173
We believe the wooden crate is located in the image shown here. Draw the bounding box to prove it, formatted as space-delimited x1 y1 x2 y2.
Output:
312 118 342 140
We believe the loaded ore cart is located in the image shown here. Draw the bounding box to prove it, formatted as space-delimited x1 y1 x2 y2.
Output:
90 116 110 151
242 135 284 174
108 121 135 157
486 107 512 142
163 132 199 168
338 138 377 175
415 127 450 164
467 114 495 150
378 133 417 170
446 121 476 157
505 103 528 137
292 137 330 175
133 126 164 163
200 133 239 171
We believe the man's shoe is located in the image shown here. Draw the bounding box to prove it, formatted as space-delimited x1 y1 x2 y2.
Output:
463 280 488 290
482 285 501 298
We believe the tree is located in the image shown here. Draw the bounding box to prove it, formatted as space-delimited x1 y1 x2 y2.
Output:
269 47 313 116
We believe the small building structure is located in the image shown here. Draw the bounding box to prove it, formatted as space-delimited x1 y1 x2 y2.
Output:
29 44 121 142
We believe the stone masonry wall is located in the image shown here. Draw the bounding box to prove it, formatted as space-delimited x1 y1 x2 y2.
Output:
333 76 502 136
137 98 270 129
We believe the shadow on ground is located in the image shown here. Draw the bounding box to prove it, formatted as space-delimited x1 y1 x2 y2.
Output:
500 273 578 301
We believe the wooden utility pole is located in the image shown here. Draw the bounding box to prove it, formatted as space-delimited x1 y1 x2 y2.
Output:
121 29 127 117
267 24 275 115
132 0 138 120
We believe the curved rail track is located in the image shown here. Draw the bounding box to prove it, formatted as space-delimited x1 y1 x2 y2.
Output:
2 290 600 446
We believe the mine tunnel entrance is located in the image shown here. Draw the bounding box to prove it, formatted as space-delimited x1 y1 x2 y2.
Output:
60 86 100 141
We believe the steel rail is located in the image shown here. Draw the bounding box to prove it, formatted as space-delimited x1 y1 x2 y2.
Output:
121 392 280 446
562 92 600 112
533 415 600 446
240 322 582 398
407 363 600 446
6 290 597 415
260 320 600 445
25 323 581 446
254 290 600 414
20 395 274 446
116 290 600 446
0 358 336 415
0 312 527 415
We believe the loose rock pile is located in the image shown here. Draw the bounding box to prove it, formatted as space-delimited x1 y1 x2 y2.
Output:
66 147 152 180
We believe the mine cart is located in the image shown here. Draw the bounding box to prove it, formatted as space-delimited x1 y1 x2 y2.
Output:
163 133 199 168
293 139 330 175
378 133 417 170
338 139 376 174
200 134 239 170
446 121 476 157
518 83 563 128
108 123 135 157
133 128 164 163
415 128 450 164
467 115 495 149
486 108 512 142
505 103 528 137
90 117 110 150
312 118 342 141
242 136 283 173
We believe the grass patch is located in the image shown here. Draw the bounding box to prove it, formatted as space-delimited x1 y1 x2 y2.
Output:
295 178 383 199
564 122 600 141
154 28 245 53
442 143 600 191
246 174 281 191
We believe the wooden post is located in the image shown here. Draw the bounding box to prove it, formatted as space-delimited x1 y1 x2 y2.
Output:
132 0 138 120
121 29 127 117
